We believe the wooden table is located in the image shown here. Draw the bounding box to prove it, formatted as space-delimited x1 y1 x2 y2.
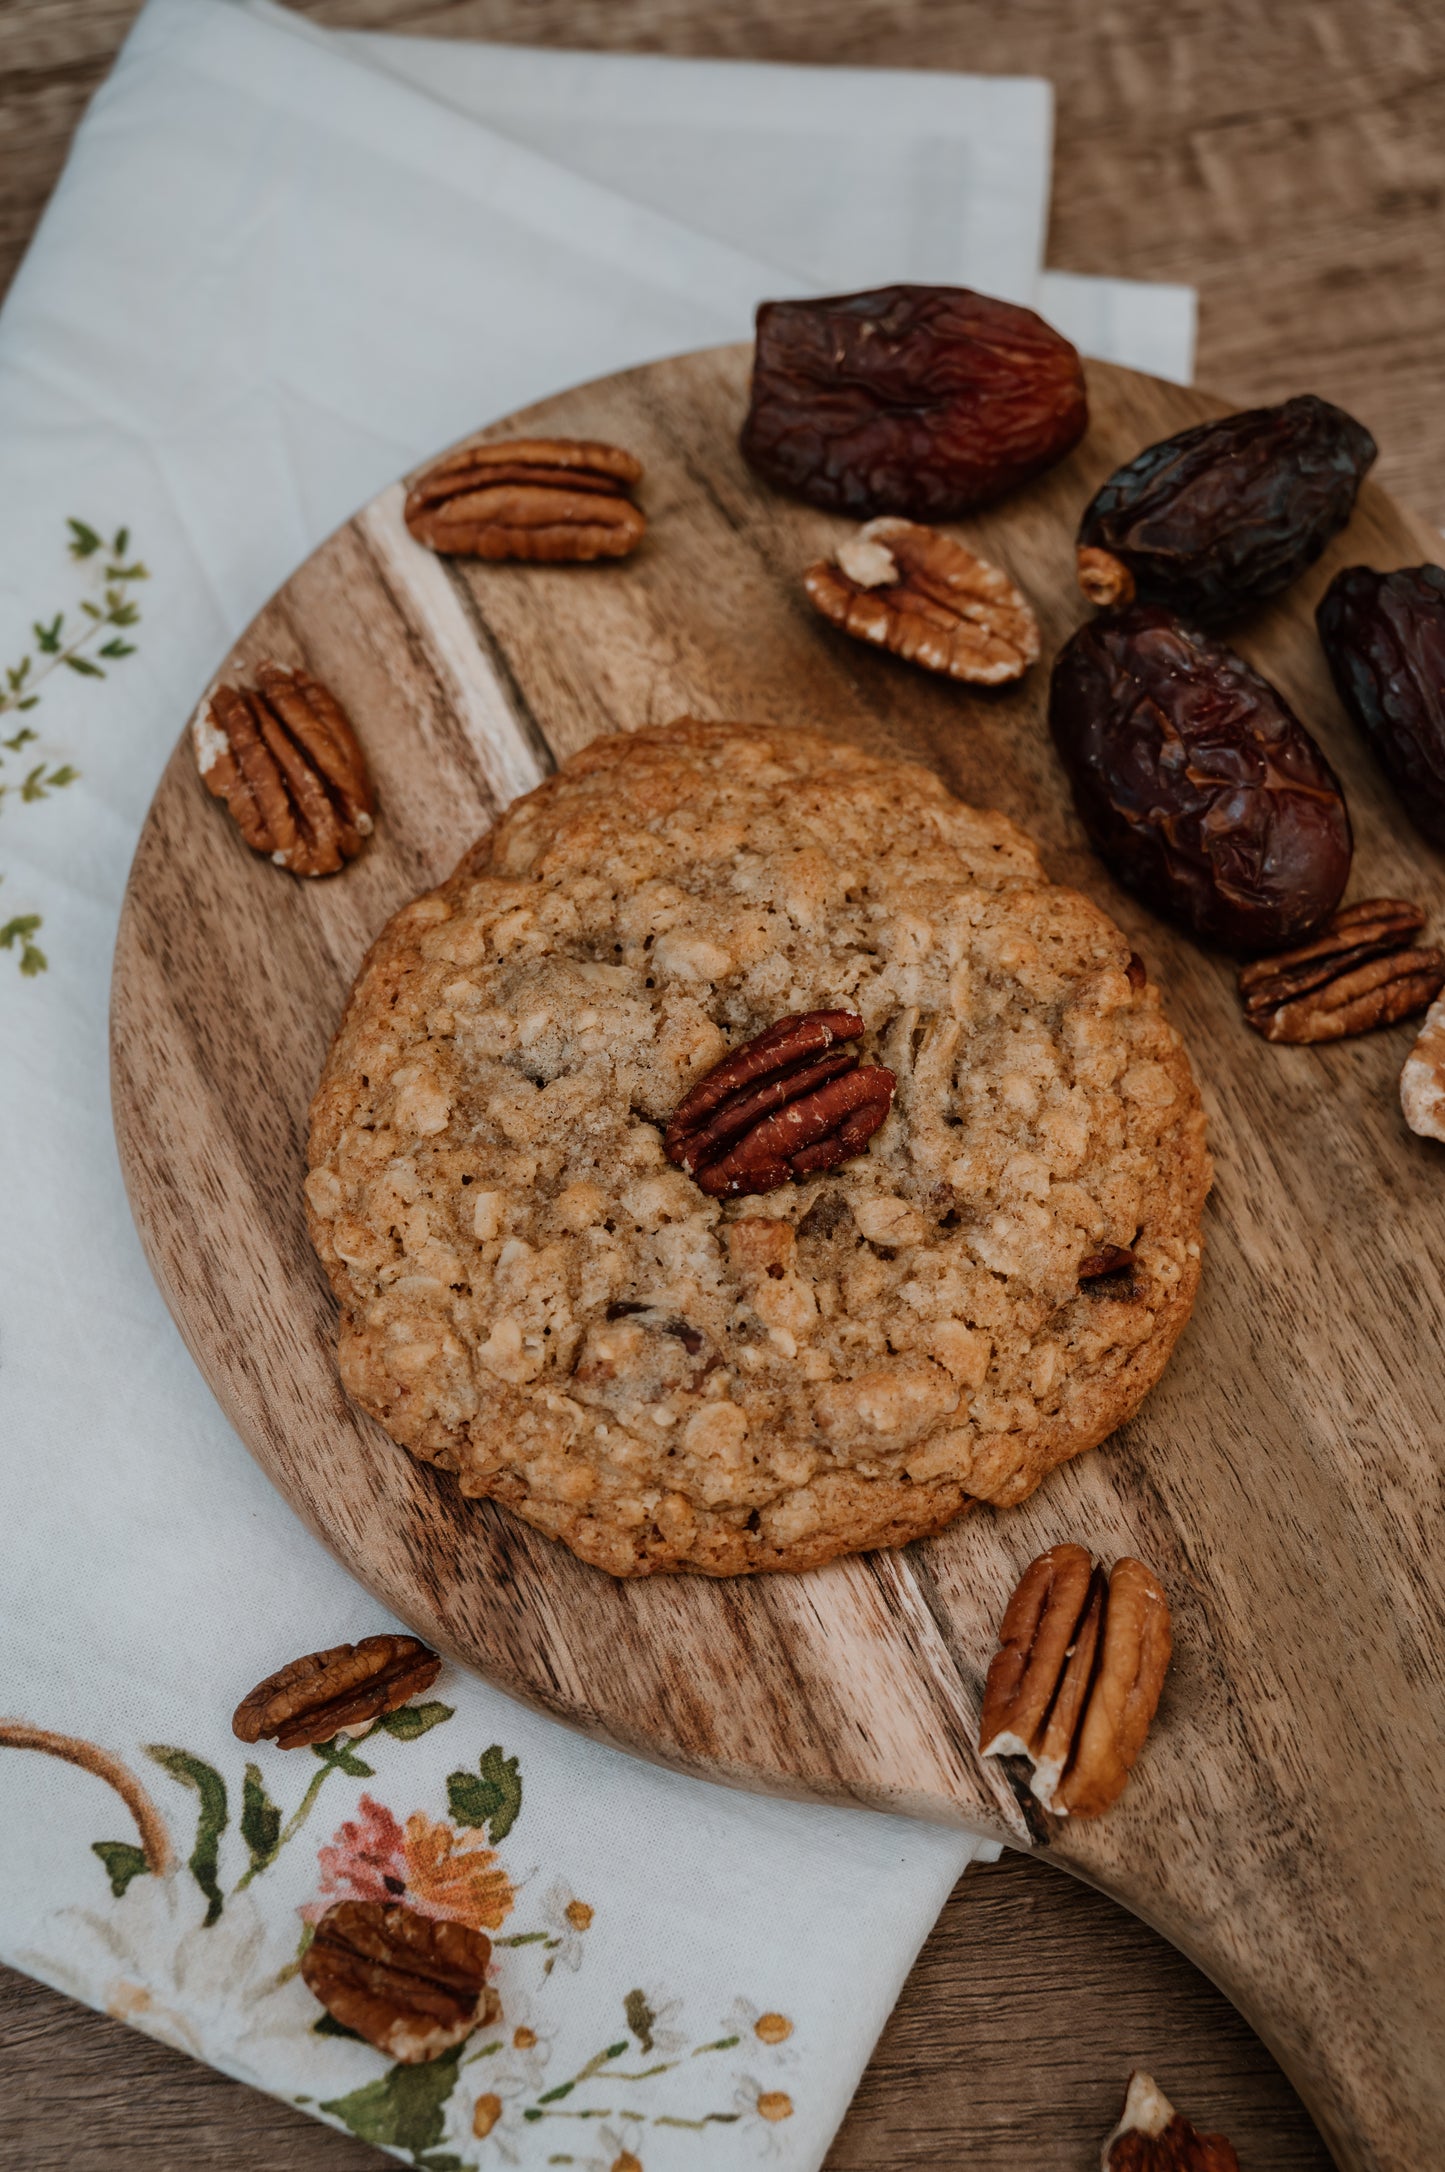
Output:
4 2 1442 2165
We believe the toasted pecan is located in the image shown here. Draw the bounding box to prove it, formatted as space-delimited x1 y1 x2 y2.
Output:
233 1634 440 1750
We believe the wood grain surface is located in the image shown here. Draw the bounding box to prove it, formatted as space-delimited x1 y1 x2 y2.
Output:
110 345 1445 2172
8 4 1445 2169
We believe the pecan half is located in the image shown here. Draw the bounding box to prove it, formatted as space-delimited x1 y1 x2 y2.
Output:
233 1634 441 1750
195 663 374 878
404 436 645 562
1101 2071 1240 2171
1238 897 1444 1042
979 1547 1171 1818
301 1900 497 2064
664 1010 896 1198
803 518 1039 684
1401 991 1445 1141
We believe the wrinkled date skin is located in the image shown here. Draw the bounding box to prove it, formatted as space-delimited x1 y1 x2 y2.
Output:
1077 395 1377 622
1317 563 1445 849
1050 605 1352 953
740 285 1088 519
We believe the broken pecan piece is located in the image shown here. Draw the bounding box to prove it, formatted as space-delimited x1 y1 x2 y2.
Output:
233 1634 441 1750
301 1900 497 2064
1401 991 1445 1141
979 1546 1171 1818
1079 1244 1136 1279
664 1010 896 1198
803 518 1039 684
1101 2071 1240 2171
403 436 645 562
195 663 374 878
1238 897 1445 1043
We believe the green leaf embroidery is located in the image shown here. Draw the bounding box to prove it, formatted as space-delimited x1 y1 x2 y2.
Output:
374 1701 455 1743
240 1762 282 1877
91 1840 151 1898
99 638 136 659
146 1746 228 1925
112 527 129 557
446 1745 521 1843
67 518 103 559
313 1736 374 1778
32 616 62 654
623 1989 657 2052
319 2042 465 2153
62 654 104 678
0 915 46 976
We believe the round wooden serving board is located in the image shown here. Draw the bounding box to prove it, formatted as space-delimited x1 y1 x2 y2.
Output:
112 350 1445 2170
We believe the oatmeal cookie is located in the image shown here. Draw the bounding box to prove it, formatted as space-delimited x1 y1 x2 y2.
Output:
307 721 1209 1577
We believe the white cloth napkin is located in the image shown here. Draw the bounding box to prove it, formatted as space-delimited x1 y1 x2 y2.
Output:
0 4 1194 2166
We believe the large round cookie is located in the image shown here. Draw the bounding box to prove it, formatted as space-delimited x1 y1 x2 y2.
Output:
306 720 1209 1577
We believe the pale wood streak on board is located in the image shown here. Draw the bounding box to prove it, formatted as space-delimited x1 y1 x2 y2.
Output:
111 348 1445 2170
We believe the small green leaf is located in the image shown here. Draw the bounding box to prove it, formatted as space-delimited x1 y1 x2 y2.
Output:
446 1745 521 1843
1 916 47 976
99 638 136 659
240 1762 282 1876
112 527 129 556
15 696 38 712
319 2043 464 2152
34 615 62 653
67 518 103 558
108 561 149 581
80 599 103 620
374 1700 454 1742
146 1747 228 1925
107 602 141 627
91 1841 151 1898
46 765 79 789
63 654 104 678
3 726 36 750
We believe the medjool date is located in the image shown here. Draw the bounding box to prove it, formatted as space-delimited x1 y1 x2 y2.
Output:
741 285 1088 519
1076 395 1376 622
1049 605 1352 953
1316 564 1445 848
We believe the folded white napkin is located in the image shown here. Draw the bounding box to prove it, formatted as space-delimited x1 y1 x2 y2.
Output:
0 4 1192 2165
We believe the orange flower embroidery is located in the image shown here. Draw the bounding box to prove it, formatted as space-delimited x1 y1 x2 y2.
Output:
402 1810 515 1931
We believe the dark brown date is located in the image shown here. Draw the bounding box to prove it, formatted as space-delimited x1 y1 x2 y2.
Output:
1049 605 1352 954
1076 395 1376 622
1317 564 1445 849
740 285 1088 519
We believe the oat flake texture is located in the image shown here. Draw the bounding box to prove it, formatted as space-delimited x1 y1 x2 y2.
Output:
306 721 1210 1576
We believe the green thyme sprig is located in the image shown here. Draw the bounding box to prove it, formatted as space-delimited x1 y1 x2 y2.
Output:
0 517 148 977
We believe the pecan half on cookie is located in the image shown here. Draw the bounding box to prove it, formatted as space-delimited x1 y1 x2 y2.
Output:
1238 897 1445 1043
194 663 374 877
979 1544 1172 1817
404 436 645 562
804 518 1039 684
664 1010 896 1198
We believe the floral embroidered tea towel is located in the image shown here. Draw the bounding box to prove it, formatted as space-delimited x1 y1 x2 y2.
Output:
0 3 1192 2165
